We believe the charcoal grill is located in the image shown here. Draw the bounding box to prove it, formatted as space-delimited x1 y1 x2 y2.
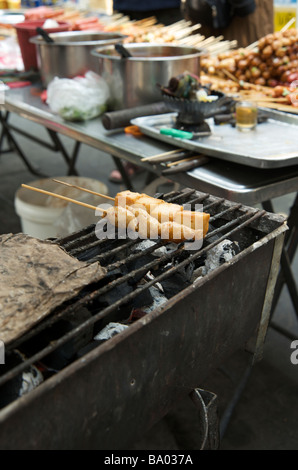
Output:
161 91 234 133
0 188 287 450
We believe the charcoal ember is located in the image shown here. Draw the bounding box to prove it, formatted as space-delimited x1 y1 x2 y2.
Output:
204 239 240 273
94 322 128 341
97 282 133 308
150 255 195 299
124 255 156 285
77 323 129 355
0 350 43 409
126 308 148 323
145 286 168 311
131 286 154 309
132 240 178 258
126 286 168 322
132 240 156 253
159 269 193 298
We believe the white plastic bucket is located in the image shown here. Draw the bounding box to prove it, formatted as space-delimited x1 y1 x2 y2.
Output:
15 177 109 239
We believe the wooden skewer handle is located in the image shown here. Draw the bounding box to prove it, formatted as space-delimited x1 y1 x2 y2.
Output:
141 149 184 161
167 155 204 167
52 179 115 201
21 184 106 213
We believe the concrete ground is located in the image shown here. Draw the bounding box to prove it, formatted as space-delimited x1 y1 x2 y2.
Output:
0 112 297 450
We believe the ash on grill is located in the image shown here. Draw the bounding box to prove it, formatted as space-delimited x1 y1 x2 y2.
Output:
0 188 283 410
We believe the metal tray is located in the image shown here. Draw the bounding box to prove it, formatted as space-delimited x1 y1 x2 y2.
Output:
132 108 298 169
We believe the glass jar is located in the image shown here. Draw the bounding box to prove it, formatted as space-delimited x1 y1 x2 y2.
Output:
235 101 258 132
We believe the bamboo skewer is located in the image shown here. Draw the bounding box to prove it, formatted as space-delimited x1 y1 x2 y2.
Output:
52 179 115 201
222 69 239 83
21 184 107 213
281 17 296 32
253 102 298 114
234 94 289 103
166 155 203 167
141 149 185 161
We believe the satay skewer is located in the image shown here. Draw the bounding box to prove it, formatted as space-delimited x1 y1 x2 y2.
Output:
166 155 204 167
21 185 206 244
50 184 210 236
141 149 185 161
52 179 115 201
21 184 107 213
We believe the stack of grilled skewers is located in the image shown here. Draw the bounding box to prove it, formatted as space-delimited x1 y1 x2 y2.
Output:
21 182 210 245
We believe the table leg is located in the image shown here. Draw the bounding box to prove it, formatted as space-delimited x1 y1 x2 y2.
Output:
0 111 46 177
111 156 134 191
0 111 13 154
0 111 80 176
47 129 80 176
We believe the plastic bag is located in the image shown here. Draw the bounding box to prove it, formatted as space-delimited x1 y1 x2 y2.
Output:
46 71 110 121
0 36 24 71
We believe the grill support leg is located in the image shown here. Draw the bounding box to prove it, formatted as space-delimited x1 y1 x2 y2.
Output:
262 196 298 323
219 364 253 440
164 389 219 450
190 388 220 450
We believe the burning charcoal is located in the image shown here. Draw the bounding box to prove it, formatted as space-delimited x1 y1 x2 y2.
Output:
204 240 240 273
150 255 195 299
94 281 134 311
94 322 129 343
131 286 154 309
159 270 193 299
124 255 156 286
132 240 178 258
126 308 147 322
132 240 156 252
76 323 130 356
126 286 168 322
146 286 168 312
0 350 43 409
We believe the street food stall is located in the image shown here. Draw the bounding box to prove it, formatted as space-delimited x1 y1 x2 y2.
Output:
0 4 297 450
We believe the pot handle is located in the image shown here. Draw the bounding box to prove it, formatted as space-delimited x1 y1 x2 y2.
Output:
36 27 54 44
114 43 132 58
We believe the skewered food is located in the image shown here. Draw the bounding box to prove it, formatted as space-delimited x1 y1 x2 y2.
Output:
113 189 210 237
129 206 160 239
159 221 203 244
106 205 138 233
20 183 209 245
114 190 144 207
105 205 204 243
132 195 166 212
151 202 183 222
202 29 298 88
173 210 210 237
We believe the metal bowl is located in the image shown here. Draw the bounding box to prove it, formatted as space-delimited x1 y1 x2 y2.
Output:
30 31 127 86
91 43 203 110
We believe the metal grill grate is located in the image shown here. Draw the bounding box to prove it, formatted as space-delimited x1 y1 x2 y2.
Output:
0 188 282 407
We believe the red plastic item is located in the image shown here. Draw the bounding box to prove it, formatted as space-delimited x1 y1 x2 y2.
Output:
7 81 32 89
15 20 70 71
40 89 47 102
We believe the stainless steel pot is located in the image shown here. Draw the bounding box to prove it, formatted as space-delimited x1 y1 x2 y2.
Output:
30 31 127 86
91 43 203 110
